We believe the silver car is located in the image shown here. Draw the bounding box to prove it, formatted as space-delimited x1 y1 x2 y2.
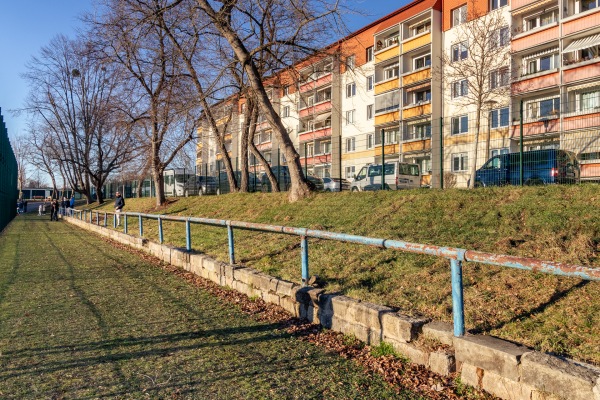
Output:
322 177 351 192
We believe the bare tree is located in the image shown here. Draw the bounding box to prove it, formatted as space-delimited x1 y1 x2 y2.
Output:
24 124 62 198
11 136 28 198
439 5 511 188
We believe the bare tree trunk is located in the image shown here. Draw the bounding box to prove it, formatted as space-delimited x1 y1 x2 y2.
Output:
95 183 105 204
239 100 255 192
470 107 482 189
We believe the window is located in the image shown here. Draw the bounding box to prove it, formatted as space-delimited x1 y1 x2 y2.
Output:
579 0 599 12
451 115 469 135
383 64 400 80
491 0 507 9
526 97 560 119
375 90 400 114
452 153 469 172
406 122 431 140
367 133 374 149
346 137 356 152
345 166 356 179
452 80 468 98
321 141 331 154
367 75 374 91
366 46 374 62
525 53 559 75
375 128 399 145
411 20 431 37
489 107 510 128
490 67 509 89
367 104 374 120
414 89 431 104
264 151 272 163
452 42 468 62
490 147 509 158
346 55 355 70
306 144 314 157
421 158 432 174
346 109 355 125
452 5 467 27
491 27 510 48
283 85 290 96
581 90 600 111
346 82 356 98
282 106 290 117
525 10 557 31
414 54 431 69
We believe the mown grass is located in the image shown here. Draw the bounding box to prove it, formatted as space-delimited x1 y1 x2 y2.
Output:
88 185 600 365
0 214 415 399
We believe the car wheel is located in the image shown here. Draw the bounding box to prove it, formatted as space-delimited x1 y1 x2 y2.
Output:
525 178 544 186
325 188 331 192
351 187 359 192
474 181 484 188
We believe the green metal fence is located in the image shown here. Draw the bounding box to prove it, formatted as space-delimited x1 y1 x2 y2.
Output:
0 107 18 232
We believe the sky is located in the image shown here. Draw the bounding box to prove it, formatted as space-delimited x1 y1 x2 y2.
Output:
0 0 407 142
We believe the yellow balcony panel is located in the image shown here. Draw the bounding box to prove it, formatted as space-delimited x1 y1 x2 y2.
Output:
342 149 374 161
402 139 431 153
215 151 232 161
373 143 400 155
375 111 400 126
445 134 475 146
402 68 431 86
374 45 400 63
402 103 432 119
402 33 431 54
375 79 400 95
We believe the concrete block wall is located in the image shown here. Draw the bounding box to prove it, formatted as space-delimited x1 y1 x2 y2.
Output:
64 215 600 400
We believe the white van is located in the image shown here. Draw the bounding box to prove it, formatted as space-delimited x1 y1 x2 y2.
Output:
351 162 421 191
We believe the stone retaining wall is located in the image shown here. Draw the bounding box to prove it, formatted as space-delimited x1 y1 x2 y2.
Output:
65 215 600 400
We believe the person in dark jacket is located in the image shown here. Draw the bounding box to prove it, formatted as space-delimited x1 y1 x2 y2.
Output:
114 192 125 226
50 199 59 221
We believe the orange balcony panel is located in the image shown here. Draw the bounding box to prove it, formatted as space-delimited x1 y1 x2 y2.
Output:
375 45 400 63
257 121 270 131
299 101 332 118
512 72 559 94
512 0 546 10
375 111 400 125
402 103 432 119
216 152 232 161
375 79 400 95
402 68 431 86
581 163 600 179
563 62 600 84
256 142 272 151
299 74 333 93
299 127 332 143
300 154 332 166
402 33 431 54
563 112 600 131
512 26 558 53
510 119 559 138
402 139 431 153
563 11 600 36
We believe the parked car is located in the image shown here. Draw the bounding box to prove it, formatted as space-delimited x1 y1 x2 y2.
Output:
322 177 351 192
474 149 580 187
217 171 260 194
183 176 218 196
351 162 421 191
306 175 324 191
260 166 324 192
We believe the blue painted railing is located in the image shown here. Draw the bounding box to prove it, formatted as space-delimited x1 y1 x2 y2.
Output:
64 208 600 337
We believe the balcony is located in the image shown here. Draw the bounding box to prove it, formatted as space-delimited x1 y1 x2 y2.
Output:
512 0 555 11
402 139 431 154
374 44 400 64
402 33 431 54
299 73 333 93
513 71 559 94
563 8 600 36
403 102 432 119
402 68 431 86
510 118 559 138
563 59 600 83
374 79 400 95
512 25 558 53
375 111 400 126
300 153 332 166
298 100 332 119
562 110 600 131
299 126 332 143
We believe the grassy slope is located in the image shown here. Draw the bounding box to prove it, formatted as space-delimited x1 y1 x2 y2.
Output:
89 185 600 365
0 214 407 399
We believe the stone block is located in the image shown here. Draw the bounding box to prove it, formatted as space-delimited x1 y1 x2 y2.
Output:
429 351 456 376
279 296 300 317
189 254 203 275
454 335 528 381
347 320 370 343
203 257 217 274
221 264 236 287
250 272 272 292
387 338 429 366
460 362 483 389
330 295 356 319
272 279 298 298
482 370 533 400
422 321 455 347
353 301 393 330
331 315 349 334
234 267 257 285
262 291 281 306
521 351 600 400
382 312 428 343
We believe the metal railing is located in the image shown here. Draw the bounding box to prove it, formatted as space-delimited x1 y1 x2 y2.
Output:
64 207 600 338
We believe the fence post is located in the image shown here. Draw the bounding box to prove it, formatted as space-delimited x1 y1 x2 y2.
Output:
440 117 444 189
519 99 524 186
124 214 128 234
450 258 465 337
186 218 191 252
96 211 99 225
113 213 117 228
227 221 235 264
301 235 309 286
139 215 143 237
158 216 163 244
381 129 385 190
89 210 92 224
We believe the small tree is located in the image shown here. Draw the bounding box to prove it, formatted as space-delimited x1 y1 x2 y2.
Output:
439 5 511 188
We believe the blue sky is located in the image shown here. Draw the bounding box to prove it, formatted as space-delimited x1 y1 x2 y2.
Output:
0 1 406 140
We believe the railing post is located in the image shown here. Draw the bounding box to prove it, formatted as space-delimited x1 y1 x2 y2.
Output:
139 215 143 237
104 212 107 227
96 211 99 225
227 221 235 264
301 236 309 286
124 213 128 234
158 216 164 244
186 218 191 252
89 210 92 224
113 213 117 228
450 258 465 337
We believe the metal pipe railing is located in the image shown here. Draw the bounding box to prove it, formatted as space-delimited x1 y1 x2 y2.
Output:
67 208 600 338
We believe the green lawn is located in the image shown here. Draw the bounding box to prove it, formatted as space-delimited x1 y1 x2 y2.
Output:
88 185 600 366
0 214 414 399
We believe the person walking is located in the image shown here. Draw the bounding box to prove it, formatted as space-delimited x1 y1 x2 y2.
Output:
114 191 125 226
69 195 75 216
38 204 43 216
50 199 59 221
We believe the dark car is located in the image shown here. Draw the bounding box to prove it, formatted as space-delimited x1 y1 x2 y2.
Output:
184 176 218 196
217 171 260 194
260 166 323 192
474 149 580 187
306 175 324 191
322 177 351 192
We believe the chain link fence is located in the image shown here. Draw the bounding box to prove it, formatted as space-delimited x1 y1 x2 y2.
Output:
0 108 18 231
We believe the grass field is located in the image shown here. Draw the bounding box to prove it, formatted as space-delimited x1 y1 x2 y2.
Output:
0 214 419 399
86 185 600 366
